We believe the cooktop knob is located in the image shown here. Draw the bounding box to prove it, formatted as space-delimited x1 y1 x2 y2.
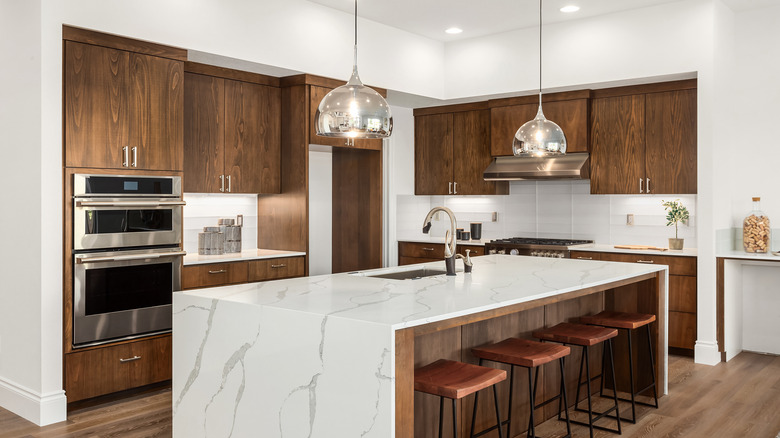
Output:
510 249 519 256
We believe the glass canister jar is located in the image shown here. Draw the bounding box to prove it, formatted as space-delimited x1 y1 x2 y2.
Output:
743 197 770 253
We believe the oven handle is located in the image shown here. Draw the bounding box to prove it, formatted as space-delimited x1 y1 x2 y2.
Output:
76 250 187 264
76 200 186 207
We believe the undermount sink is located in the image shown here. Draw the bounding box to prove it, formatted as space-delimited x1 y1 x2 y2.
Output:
364 267 448 280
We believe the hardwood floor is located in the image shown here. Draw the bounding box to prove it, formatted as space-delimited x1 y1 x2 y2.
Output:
0 353 778 437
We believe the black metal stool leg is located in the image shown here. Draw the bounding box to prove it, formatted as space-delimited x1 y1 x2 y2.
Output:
439 396 445 438
507 365 514 437
559 357 572 437
584 346 594 438
453 398 458 438
492 385 504 438
574 344 585 412
607 339 622 434
646 324 659 408
469 359 482 438
627 328 637 423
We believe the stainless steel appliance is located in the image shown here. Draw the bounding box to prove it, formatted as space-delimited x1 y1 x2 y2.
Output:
484 237 594 259
72 174 184 347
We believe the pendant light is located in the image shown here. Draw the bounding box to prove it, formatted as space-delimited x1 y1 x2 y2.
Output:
513 0 566 156
315 0 392 139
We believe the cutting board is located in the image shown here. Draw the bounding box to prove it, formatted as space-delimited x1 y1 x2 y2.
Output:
613 245 668 251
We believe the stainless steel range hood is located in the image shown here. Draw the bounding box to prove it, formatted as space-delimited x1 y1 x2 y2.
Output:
483 153 590 181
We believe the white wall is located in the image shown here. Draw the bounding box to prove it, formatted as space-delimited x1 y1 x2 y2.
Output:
308 150 333 276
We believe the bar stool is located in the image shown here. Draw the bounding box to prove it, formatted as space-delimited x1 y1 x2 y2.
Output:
471 338 572 438
414 359 507 438
579 311 659 423
533 323 621 438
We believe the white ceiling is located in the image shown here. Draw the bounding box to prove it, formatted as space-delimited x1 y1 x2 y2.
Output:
306 0 780 42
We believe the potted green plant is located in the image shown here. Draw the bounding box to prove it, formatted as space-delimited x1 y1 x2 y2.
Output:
662 199 690 250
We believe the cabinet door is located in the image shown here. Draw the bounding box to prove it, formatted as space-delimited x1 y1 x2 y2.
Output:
65 41 130 169
128 53 184 171
645 89 697 194
247 257 305 282
181 262 248 289
452 110 500 195
224 80 281 194
490 103 537 157
590 95 646 194
415 113 453 195
183 73 225 193
543 99 589 153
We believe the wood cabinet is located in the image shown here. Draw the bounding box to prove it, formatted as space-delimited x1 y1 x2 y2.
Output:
489 91 590 156
182 256 305 290
398 241 485 266
64 41 183 171
183 68 281 194
571 250 697 353
590 81 696 194
308 85 382 150
414 104 508 195
65 335 171 402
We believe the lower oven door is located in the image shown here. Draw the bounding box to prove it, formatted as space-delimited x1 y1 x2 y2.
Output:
73 247 184 347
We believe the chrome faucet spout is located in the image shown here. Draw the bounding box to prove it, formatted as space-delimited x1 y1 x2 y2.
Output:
422 207 458 275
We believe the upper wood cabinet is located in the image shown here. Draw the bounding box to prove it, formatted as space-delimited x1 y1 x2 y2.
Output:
590 81 697 194
414 104 508 195
308 85 383 151
183 69 281 194
489 91 590 157
65 41 183 171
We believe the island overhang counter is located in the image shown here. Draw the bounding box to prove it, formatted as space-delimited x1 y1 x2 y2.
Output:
173 254 667 437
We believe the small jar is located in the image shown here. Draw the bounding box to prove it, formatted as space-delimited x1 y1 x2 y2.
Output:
743 197 770 253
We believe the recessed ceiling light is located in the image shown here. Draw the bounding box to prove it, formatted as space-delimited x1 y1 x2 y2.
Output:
560 5 580 13
445 27 463 35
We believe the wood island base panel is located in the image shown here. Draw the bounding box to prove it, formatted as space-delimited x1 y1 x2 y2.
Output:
173 255 666 437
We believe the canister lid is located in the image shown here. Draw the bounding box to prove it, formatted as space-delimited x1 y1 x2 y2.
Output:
203 226 221 232
752 197 761 201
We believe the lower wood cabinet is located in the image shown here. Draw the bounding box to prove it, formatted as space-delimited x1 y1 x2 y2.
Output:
398 242 484 266
65 335 171 402
182 256 305 290
571 250 697 353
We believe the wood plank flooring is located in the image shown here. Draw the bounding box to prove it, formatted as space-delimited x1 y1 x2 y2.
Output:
0 352 778 437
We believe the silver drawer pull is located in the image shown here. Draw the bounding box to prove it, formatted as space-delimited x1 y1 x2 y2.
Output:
577 256 593 260
119 355 141 363
422 247 435 251
637 260 655 264
271 264 286 268
208 269 227 274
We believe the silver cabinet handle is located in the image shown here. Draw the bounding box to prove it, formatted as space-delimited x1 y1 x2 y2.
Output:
76 250 187 264
422 247 435 251
271 264 286 268
453 181 458 194
208 269 227 274
119 355 141 363
227 175 232 193
637 260 655 264
646 178 651 194
448 182 452 194
122 146 129 167
639 178 643 194
220 175 225 192
131 146 138 167
576 256 593 260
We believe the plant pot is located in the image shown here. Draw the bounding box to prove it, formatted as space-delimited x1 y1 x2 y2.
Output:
668 238 684 250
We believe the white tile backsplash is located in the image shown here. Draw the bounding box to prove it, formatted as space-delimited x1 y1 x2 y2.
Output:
183 193 258 254
396 181 698 248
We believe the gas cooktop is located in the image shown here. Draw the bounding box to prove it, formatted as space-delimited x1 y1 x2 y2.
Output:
484 237 595 258
489 237 594 246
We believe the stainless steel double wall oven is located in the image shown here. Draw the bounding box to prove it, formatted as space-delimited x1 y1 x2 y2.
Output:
72 174 184 347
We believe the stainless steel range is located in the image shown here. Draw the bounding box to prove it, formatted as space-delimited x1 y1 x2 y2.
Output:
484 237 595 258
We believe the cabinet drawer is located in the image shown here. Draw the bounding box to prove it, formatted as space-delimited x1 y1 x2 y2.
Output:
668 311 696 350
247 256 305 282
670 275 697 313
570 251 602 261
182 262 248 289
399 256 442 266
65 336 171 402
595 252 696 276
458 244 485 257
399 242 445 259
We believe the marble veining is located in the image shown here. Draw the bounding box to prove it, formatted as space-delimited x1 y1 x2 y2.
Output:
174 255 665 437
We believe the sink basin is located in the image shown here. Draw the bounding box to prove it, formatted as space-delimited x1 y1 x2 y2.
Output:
365 267 448 280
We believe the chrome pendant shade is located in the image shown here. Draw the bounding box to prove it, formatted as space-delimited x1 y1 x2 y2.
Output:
315 0 392 139
513 0 566 157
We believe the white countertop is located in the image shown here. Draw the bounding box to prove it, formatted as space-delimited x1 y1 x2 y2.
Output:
397 236 488 246
716 250 780 261
181 254 666 330
183 248 306 265
573 244 698 257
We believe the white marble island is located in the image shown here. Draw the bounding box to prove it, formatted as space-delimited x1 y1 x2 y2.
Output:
173 255 667 437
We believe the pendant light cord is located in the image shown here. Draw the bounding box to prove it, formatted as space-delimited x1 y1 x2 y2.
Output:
353 0 358 69
539 0 542 107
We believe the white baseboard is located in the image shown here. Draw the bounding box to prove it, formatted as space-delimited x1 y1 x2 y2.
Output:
0 376 66 426
694 340 722 365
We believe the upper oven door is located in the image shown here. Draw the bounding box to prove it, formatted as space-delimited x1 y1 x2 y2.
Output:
73 198 184 250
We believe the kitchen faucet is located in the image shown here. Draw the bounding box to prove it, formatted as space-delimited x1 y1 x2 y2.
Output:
422 206 458 276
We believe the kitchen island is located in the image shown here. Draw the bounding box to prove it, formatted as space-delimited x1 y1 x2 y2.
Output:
173 255 667 437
